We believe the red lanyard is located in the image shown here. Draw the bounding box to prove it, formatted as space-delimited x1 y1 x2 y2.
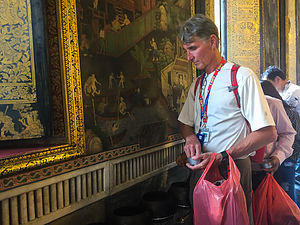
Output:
199 58 226 127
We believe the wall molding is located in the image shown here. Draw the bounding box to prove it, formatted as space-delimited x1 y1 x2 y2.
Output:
0 141 184 225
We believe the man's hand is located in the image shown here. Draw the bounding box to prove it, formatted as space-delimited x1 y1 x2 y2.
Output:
264 156 280 174
186 152 223 170
176 152 188 166
184 134 202 159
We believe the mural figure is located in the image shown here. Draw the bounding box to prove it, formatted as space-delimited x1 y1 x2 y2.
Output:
84 74 102 126
150 37 159 62
111 15 121 32
118 71 125 88
179 89 186 112
96 100 107 115
84 74 101 97
99 28 106 54
0 111 16 138
109 72 115 88
80 34 90 51
119 97 134 120
109 121 127 146
93 0 98 9
122 14 131 26
164 40 174 59
111 122 119 133
20 111 44 136
159 4 168 31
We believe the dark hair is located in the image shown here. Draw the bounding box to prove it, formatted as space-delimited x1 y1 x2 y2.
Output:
260 80 290 109
261 66 286 81
179 14 219 47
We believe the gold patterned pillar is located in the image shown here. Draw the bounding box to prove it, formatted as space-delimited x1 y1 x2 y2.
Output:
206 0 215 21
286 0 297 83
227 0 261 77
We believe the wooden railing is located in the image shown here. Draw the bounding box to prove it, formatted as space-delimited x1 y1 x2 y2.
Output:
0 140 184 225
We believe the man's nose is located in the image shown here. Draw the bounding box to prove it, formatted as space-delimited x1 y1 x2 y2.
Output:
187 51 193 61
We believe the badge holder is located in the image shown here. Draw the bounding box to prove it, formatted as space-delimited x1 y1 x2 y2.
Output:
196 128 210 144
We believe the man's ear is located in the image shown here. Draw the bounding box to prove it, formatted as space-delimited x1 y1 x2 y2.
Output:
209 34 218 48
274 76 283 83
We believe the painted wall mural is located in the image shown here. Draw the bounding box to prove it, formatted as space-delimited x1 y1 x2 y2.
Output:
77 0 193 152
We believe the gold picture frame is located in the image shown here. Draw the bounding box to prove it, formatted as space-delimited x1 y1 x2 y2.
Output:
0 0 85 176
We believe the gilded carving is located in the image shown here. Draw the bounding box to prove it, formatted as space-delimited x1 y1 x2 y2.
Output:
58 0 85 150
227 0 261 77
205 0 214 21
0 0 44 140
0 0 36 103
0 0 85 176
0 104 44 140
46 0 66 136
286 0 296 83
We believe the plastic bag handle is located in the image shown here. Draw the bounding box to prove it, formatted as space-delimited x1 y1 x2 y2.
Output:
198 151 241 186
201 152 216 176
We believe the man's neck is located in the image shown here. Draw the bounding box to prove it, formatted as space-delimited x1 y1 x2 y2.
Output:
205 54 223 74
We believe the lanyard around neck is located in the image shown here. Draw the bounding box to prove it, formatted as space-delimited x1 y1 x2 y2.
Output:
199 58 226 127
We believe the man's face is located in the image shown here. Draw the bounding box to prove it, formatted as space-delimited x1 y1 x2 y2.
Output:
267 76 285 92
182 36 214 71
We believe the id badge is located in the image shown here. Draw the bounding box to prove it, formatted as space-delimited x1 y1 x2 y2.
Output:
196 128 210 144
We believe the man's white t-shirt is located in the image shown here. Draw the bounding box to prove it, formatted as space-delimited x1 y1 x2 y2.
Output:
178 62 275 156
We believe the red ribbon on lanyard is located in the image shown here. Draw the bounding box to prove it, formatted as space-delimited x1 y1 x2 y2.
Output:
199 58 227 127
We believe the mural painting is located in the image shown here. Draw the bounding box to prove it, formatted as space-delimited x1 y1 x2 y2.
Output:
77 0 193 151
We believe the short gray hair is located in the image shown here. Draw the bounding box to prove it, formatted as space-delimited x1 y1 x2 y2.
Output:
179 14 219 47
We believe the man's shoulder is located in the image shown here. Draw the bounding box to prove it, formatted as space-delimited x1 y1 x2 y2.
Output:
222 62 255 77
288 82 300 92
266 95 282 106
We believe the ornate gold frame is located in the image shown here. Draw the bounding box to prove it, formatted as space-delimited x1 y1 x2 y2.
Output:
0 0 85 176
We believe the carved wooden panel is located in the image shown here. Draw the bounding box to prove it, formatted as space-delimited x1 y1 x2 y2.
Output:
227 0 261 77
286 0 297 83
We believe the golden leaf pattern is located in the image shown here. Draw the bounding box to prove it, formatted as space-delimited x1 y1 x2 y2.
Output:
0 0 43 140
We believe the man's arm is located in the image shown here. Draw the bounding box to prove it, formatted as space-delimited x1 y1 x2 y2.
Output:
227 125 277 159
189 125 277 171
262 97 296 173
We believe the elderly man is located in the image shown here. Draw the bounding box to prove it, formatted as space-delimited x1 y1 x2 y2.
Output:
177 14 277 224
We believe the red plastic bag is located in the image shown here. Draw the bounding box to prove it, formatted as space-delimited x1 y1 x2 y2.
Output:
253 173 300 225
193 152 249 225
251 146 266 163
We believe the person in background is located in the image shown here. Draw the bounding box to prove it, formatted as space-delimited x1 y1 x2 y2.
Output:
177 14 277 224
260 80 300 201
261 66 300 116
261 67 300 206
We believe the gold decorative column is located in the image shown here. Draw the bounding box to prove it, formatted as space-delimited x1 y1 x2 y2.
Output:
206 0 215 21
227 0 261 77
286 0 297 83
